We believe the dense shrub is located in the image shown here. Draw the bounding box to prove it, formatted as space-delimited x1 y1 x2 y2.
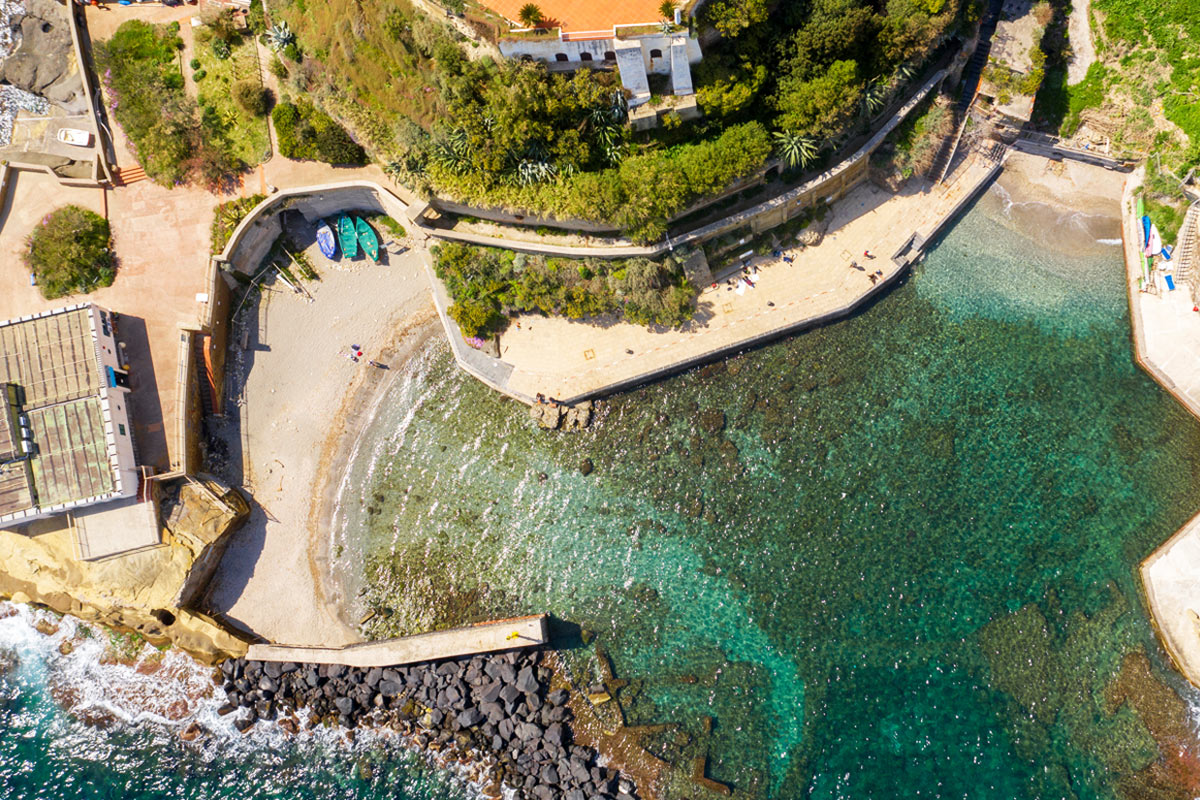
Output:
96 20 241 189
193 68 207 81
272 98 366 164
433 242 697 337
210 194 266 254
211 38 232 60
233 81 268 116
25 206 115 299
189 57 201 70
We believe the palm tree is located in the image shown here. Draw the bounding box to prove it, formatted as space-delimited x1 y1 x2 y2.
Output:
517 3 543 27
773 130 818 169
659 0 675 20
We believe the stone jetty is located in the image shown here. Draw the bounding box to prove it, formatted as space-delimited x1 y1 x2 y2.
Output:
217 647 640 800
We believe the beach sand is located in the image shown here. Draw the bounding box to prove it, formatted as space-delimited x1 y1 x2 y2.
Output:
991 150 1125 253
204 244 438 646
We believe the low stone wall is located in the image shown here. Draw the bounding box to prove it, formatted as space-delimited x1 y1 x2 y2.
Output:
214 181 411 277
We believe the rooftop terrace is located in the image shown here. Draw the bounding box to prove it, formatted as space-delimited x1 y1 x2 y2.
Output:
0 306 121 523
480 0 665 34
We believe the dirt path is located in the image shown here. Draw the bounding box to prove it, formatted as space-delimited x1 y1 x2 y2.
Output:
1067 0 1097 85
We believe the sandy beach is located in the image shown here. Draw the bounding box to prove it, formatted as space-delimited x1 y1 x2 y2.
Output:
204 241 438 647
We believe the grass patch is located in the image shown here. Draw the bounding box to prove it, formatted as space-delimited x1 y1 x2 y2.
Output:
1144 196 1187 248
1061 62 1109 136
211 194 267 254
25 206 115 299
433 242 699 337
372 214 406 239
193 33 271 166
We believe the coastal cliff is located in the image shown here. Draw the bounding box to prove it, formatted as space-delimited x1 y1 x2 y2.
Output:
0 475 252 663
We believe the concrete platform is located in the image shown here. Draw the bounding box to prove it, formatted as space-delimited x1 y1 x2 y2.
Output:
245 614 549 667
1142 511 1200 686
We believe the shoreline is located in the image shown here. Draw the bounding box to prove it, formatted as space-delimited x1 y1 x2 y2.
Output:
307 311 442 635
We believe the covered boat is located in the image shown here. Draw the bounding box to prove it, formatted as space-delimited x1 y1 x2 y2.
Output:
355 217 380 262
337 215 358 259
316 221 337 259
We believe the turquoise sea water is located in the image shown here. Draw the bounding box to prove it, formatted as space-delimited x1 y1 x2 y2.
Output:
3 184 1200 799
337 185 1200 799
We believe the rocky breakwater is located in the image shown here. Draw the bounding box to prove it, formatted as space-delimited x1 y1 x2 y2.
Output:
0 475 252 663
217 648 643 800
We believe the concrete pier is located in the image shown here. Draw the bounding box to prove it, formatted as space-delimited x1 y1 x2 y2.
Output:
245 614 549 668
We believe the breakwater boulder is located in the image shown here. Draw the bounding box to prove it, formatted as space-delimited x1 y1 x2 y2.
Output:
219 648 640 800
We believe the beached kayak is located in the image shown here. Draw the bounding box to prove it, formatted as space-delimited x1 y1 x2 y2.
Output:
316 221 337 259
356 217 380 262
337 215 358 259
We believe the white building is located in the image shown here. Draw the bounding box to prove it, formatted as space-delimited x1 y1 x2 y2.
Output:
479 0 702 121
0 304 138 530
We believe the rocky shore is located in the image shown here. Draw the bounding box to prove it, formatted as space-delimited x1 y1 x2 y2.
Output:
217 648 641 800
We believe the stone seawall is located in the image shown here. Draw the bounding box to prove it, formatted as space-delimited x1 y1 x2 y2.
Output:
0 476 253 664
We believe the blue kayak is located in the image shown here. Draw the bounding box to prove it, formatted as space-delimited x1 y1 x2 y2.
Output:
316 221 337 259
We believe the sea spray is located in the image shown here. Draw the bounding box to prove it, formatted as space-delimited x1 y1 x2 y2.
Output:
0 602 483 800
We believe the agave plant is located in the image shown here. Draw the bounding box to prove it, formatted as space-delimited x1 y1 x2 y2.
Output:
773 130 818 169
267 21 295 52
660 20 673 34
603 141 626 165
516 158 557 186
863 80 888 115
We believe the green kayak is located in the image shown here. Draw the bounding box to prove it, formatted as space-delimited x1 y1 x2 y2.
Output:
337 215 358 259
355 217 380 262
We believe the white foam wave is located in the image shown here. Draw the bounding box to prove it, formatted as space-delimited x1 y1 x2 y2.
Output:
1097 238 1122 246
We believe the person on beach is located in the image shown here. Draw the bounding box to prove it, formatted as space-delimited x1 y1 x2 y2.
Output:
864 250 875 259
869 274 878 285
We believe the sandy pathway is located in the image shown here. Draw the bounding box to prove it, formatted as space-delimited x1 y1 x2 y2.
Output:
205 244 436 646
1067 0 1097 85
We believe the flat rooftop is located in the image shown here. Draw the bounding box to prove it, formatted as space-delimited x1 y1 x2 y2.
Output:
481 0 665 33
0 306 117 520
990 0 1040 74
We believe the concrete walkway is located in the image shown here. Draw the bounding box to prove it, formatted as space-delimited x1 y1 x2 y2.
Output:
1142 512 1200 687
246 615 549 667
461 152 1001 403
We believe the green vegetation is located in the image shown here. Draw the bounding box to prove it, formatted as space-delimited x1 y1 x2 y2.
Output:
1065 0 1200 167
275 0 970 239
433 242 698 337
25 206 114 299
210 194 267 254
272 98 366 164
873 94 954 179
372 215 407 238
97 20 241 189
191 11 271 166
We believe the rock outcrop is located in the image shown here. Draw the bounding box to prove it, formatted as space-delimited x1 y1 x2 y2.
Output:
0 475 251 663
219 648 642 800
0 0 86 113
530 400 592 431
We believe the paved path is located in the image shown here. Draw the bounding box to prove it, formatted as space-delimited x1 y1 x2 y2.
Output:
1127 167 1200 688
476 153 1000 403
246 615 548 666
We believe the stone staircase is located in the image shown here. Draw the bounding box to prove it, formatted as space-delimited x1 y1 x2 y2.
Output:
928 107 965 183
957 0 1004 111
114 164 147 186
1177 202 1200 299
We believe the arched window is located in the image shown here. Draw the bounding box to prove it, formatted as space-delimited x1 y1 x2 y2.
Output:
649 48 662 58
580 52 593 61
604 50 616 60
555 53 569 62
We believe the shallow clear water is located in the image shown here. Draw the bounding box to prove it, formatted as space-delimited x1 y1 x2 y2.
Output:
337 185 1200 798
4 185 1200 800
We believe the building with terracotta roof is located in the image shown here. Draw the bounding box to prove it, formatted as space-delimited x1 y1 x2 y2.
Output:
479 0 702 125
0 304 138 530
